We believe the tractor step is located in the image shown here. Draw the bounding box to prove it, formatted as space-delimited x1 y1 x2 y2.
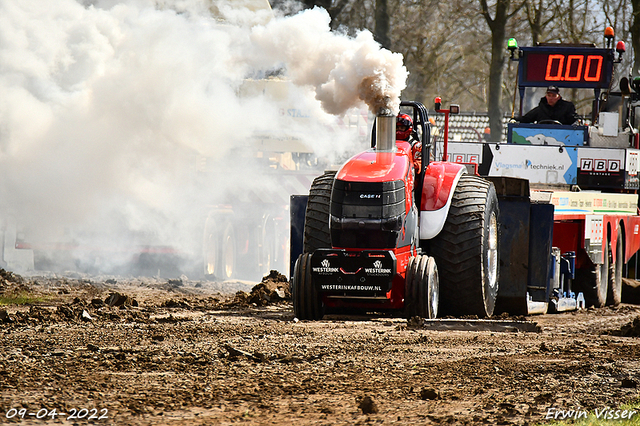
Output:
549 293 585 313
527 299 548 315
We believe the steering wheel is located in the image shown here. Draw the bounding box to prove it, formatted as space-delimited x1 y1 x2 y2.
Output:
537 119 562 125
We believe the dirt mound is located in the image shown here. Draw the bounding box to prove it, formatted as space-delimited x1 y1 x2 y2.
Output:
228 270 290 307
617 316 640 337
0 291 149 325
0 268 23 284
0 268 26 294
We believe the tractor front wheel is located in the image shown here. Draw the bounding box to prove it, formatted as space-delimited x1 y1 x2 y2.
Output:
405 255 439 319
431 175 499 317
221 223 236 280
292 253 324 320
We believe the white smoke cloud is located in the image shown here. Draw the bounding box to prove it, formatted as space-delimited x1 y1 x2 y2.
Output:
0 0 407 277
249 7 407 115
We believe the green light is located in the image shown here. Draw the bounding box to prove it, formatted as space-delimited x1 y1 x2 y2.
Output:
508 38 518 49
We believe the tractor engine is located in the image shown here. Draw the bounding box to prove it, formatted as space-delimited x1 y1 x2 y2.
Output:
329 112 418 253
330 178 407 249
329 114 417 250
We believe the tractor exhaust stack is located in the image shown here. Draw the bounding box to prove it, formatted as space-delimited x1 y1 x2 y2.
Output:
376 109 396 152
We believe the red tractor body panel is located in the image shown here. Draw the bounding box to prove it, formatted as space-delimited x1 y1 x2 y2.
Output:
336 143 412 183
337 142 416 218
420 161 467 211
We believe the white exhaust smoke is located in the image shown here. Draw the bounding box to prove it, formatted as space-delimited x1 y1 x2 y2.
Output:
0 0 407 277
248 7 407 116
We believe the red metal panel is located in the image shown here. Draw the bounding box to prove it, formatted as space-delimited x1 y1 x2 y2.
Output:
622 216 640 263
552 220 583 258
420 161 466 211
336 142 412 183
553 214 640 266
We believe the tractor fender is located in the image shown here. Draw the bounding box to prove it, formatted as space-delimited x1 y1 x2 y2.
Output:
419 162 466 240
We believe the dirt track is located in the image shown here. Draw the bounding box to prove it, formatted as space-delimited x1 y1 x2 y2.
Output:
2 270 640 425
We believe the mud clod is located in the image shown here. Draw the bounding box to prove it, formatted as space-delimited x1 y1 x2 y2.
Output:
357 395 378 414
420 388 439 400
617 316 640 337
105 292 138 307
228 270 291 307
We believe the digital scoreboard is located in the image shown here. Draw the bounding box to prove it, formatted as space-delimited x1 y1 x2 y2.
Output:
519 47 614 89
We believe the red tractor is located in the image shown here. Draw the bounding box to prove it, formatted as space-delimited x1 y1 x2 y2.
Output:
291 101 500 320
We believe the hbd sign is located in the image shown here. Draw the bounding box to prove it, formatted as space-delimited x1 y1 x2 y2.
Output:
580 158 621 172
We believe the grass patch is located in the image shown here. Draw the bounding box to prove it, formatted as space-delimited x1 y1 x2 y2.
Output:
0 292 48 306
538 400 640 425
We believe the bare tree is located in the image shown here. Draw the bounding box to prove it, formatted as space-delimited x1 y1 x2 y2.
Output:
480 0 524 141
523 0 554 45
374 0 390 49
632 0 640 76
390 0 490 109
548 0 601 44
603 0 631 39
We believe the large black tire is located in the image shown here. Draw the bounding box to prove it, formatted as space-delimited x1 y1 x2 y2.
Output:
425 257 439 318
203 215 220 280
292 254 324 320
303 171 336 253
431 175 499 317
575 261 608 308
607 227 623 306
405 255 439 319
202 217 236 281
220 223 236 280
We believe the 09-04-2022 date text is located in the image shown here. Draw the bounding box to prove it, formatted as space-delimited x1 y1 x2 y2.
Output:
5 407 108 421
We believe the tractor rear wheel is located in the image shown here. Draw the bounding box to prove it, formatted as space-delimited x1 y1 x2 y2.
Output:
574 262 607 308
203 217 219 280
405 255 439 319
607 228 623 306
220 223 236 280
202 217 236 281
431 175 499 317
292 253 324 320
303 171 336 253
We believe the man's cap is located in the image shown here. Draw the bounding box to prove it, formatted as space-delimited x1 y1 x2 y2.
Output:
546 85 560 94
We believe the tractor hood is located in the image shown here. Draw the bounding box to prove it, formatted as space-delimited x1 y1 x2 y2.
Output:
335 112 410 183
336 144 411 183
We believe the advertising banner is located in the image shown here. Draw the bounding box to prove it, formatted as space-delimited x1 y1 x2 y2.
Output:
577 148 625 189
